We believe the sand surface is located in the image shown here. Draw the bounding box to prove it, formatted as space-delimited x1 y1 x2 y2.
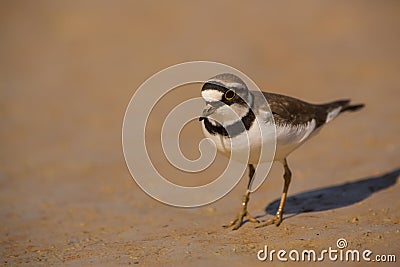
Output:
1 1 399 266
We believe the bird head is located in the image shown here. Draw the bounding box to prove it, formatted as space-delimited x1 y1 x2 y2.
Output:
199 73 252 125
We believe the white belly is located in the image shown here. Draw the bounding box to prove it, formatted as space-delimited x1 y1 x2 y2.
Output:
273 119 317 160
202 119 317 164
202 119 276 164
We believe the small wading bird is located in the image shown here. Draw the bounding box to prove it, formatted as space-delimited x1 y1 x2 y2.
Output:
199 73 364 230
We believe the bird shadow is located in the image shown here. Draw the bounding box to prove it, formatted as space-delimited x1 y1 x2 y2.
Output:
261 167 400 220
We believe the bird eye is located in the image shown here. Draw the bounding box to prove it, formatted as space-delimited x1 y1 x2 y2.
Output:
224 89 235 100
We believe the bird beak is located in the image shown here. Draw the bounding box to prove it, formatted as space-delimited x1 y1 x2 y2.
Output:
199 103 218 121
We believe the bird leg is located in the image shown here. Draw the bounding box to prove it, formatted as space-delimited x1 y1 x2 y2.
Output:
256 158 292 228
223 164 259 230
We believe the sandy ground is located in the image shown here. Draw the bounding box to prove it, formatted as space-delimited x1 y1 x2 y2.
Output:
1 1 400 266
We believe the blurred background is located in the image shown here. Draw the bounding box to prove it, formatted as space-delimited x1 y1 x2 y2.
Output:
1 1 399 266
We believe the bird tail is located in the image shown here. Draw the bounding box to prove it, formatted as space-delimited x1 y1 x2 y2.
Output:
341 103 365 112
324 99 365 113
322 99 364 123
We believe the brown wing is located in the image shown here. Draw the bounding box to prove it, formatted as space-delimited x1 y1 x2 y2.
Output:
259 92 351 128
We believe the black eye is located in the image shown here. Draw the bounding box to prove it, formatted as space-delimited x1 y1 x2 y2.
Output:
224 89 235 100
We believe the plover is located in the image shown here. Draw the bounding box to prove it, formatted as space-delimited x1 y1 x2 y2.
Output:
199 73 364 230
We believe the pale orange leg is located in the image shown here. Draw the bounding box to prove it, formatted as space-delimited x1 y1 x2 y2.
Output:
223 164 259 230
256 158 292 228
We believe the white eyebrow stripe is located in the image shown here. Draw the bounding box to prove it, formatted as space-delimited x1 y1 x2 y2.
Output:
222 82 245 89
207 81 245 90
201 89 223 102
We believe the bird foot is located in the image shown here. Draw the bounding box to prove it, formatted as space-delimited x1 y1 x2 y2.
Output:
256 214 283 228
223 211 259 230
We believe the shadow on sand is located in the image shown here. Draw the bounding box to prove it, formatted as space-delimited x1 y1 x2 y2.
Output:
264 168 400 217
